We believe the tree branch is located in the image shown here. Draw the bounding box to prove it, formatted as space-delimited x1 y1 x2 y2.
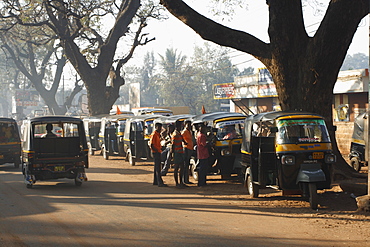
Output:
160 0 270 60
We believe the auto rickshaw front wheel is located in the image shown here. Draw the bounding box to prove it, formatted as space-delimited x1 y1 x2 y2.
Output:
246 173 259 198
308 183 318 210
350 157 361 172
190 158 198 181
102 146 109 160
128 151 136 166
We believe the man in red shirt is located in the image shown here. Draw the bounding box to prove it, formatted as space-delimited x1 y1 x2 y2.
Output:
150 122 167 187
196 124 209 187
172 121 186 188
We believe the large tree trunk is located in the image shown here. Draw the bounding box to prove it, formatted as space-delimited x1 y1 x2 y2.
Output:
160 0 368 183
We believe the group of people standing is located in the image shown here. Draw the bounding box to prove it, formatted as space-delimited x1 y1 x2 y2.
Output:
149 120 209 188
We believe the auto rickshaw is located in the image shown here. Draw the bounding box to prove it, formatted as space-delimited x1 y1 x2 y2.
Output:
123 115 161 165
349 111 369 171
0 117 21 168
98 114 133 160
190 112 246 180
241 111 336 209
83 115 106 155
21 116 89 188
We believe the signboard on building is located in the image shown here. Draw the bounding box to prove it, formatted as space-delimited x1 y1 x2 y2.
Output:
15 89 40 106
214 83 235 99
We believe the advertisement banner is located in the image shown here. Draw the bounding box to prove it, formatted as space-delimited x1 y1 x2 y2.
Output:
214 83 235 99
15 90 40 106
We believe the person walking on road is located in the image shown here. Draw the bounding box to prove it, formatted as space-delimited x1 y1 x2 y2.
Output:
172 121 186 188
181 120 193 184
196 124 209 187
150 122 167 187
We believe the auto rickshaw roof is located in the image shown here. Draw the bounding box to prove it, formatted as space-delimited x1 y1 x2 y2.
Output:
246 111 325 123
28 115 83 124
127 115 162 122
103 114 134 121
0 117 17 123
191 112 246 124
137 108 173 114
154 114 195 125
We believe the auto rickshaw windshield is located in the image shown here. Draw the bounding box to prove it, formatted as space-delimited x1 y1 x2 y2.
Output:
118 120 126 133
0 122 19 143
215 120 244 140
276 119 330 144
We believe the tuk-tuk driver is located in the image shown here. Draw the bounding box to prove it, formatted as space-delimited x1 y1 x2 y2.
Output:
42 123 57 138
150 122 167 187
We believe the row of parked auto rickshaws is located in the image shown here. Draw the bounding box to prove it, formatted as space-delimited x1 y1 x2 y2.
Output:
1 110 343 209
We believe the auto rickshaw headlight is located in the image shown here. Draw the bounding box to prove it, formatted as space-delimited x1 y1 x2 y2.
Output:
325 154 336 164
221 149 231 156
282 155 295 165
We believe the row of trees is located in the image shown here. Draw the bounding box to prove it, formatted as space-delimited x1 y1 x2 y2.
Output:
0 0 166 116
121 44 248 114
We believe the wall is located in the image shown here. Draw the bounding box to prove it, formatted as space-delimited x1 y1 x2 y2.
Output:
335 121 354 157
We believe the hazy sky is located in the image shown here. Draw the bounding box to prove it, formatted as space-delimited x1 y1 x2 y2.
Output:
126 0 368 70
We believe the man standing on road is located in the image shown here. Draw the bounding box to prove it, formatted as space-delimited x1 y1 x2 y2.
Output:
150 122 167 187
196 124 209 187
181 120 193 184
172 121 186 188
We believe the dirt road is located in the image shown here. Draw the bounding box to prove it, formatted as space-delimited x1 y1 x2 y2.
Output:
0 155 369 246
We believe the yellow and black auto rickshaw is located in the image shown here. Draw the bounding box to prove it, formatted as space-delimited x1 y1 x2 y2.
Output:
349 111 369 171
21 116 89 188
241 111 336 209
190 112 247 180
123 115 161 165
0 117 21 168
98 114 133 160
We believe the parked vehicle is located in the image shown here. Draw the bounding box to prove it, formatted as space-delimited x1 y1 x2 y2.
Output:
0 117 21 168
123 115 161 165
241 111 336 209
21 116 89 188
190 112 247 180
349 111 368 171
83 115 106 155
98 114 133 160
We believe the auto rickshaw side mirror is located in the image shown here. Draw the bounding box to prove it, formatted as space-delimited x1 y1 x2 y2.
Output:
270 127 278 133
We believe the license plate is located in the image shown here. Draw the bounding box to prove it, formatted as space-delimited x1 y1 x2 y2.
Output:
54 166 65 172
313 152 324 159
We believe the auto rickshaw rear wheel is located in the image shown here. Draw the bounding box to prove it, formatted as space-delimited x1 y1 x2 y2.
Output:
350 157 361 172
26 184 32 189
75 180 82 186
246 174 259 198
308 183 318 210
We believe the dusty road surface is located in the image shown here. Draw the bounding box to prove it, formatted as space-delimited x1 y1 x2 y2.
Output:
0 155 369 247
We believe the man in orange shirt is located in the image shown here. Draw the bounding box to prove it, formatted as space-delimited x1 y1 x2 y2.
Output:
150 122 167 187
181 120 193 184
